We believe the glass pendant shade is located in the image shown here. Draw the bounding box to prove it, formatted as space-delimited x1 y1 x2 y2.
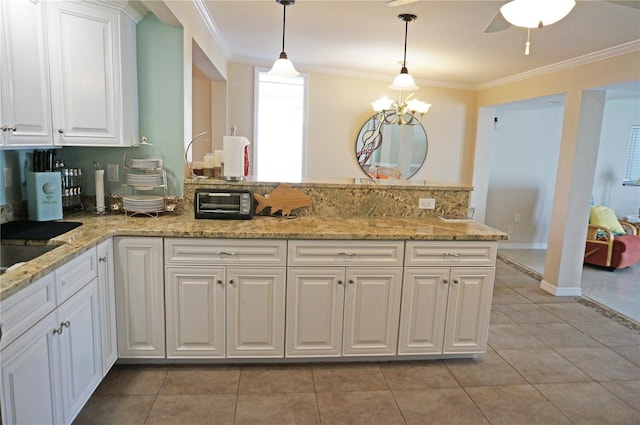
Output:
371 96 394 112
389 70 419 91
268 53 299 77
406 99 431 114
500 0 576 28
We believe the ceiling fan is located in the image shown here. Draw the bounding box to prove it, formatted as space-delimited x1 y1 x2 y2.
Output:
385 0 640 33
483 0 640 33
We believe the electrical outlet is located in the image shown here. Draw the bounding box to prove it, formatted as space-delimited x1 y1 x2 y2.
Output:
514 213 521 222
107 164 119 182
418 198 436 209
4 167 12 188
507 225 514 234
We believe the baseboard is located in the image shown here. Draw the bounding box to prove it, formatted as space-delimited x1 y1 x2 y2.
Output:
498 242 548 250
540 279 582 296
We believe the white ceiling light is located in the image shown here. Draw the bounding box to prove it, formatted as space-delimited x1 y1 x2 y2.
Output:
268 0 299 77
389 14 419 91
372 14 430 126
500 0 576 55
500 0 576 28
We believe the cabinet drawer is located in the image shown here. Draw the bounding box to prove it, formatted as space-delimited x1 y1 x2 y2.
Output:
405 241 497 267
0 272 56 350
55 248 97 303
288 240 404 266
165 239 287 266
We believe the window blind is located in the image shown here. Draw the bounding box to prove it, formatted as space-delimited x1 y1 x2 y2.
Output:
623 125 640 184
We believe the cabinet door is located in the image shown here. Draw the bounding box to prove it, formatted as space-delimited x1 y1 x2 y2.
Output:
286 267 345 357
443 267 495 354
342 267 403 356
0 0 53 146
226 267 286 358
0 313 63 425
165 267 226 358
398 268 450 355
97 238 117 375
57 279 102 424
114 237 165 358
46 1 121 146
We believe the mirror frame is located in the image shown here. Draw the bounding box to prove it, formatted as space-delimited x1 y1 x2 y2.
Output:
355 113 428 180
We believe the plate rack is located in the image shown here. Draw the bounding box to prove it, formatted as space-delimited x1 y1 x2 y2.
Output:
122 137 168 217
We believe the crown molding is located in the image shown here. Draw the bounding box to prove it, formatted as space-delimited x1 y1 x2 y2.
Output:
477 39 640 91
193 0 231 60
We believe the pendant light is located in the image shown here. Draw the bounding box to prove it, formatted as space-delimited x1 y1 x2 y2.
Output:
389 14 418 91
371 13 431 126
268 0 299 77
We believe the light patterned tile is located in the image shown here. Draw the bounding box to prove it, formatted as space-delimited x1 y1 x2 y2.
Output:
520 323 602 349
313 363 388 392
488 324 548 351
536 382 640 425
316 391 404 425
145 394 236 425
466 384 571 425
380 360 459 390
557 347 640 381
497 348 592 384
235 393 320 425
394 388 489 425
72 395 155 425
444 349 526 387
239 365 314 393
159 366 240 395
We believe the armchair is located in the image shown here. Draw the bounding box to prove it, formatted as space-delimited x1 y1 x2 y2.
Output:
584 218 640 270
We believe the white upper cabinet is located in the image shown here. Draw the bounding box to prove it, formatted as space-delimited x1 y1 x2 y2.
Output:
0 0 53 146
47 1 138 146
0 0 139 148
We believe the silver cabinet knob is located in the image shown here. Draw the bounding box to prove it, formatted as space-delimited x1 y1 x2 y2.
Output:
348 279 354 284
443 279 449 284
337 280 343 285
99 256 107 262
58 129 64 134
453 279 459 284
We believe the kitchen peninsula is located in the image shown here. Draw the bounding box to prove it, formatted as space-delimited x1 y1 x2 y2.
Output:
0 180 506 425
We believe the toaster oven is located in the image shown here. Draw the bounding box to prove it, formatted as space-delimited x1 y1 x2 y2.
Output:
194 189 254 219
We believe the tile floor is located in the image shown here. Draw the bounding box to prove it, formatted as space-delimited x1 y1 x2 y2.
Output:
74 259 640 425
499 248 640 322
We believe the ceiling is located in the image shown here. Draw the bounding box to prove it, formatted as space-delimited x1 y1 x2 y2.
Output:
202 0 640 89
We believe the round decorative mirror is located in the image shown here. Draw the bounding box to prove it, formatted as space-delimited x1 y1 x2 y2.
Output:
355 114 428 180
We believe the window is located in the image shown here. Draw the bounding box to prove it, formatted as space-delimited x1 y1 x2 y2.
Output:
254 70 307 182
623 125 640 185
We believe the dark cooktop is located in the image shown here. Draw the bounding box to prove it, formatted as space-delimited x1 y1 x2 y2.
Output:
1 220 82 240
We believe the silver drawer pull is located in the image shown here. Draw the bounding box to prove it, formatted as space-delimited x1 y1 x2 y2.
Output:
52 321 71 335
216 251 236 256
443 253 462 257
338 252 356 257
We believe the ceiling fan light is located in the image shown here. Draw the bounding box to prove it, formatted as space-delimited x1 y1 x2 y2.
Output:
389 72 419 91
372 96 395 112
268 54 300 76
500 0 575 28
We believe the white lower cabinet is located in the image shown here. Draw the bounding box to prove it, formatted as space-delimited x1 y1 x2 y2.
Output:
1 248 103 425
97 238 117 375
164 239 287 358
286 240 404 357
398 242 497 355
114 237 165 358
286 266 403 357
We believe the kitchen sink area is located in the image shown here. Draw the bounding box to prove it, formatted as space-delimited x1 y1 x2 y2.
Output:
0 243 63 274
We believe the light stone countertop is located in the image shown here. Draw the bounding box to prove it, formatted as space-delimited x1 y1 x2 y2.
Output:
0 211 507 302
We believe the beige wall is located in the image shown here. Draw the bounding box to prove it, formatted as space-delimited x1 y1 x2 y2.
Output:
226 62 478 182
474 51 640 295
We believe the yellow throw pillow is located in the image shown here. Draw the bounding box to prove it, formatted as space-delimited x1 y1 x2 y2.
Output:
590 206 625 235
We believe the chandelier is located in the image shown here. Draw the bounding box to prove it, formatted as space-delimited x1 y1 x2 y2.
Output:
500 0 576 55
372 14 430 126
268 0 299 76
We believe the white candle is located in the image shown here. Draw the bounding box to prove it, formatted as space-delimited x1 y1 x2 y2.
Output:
95 170 105 213
204 153 216 168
